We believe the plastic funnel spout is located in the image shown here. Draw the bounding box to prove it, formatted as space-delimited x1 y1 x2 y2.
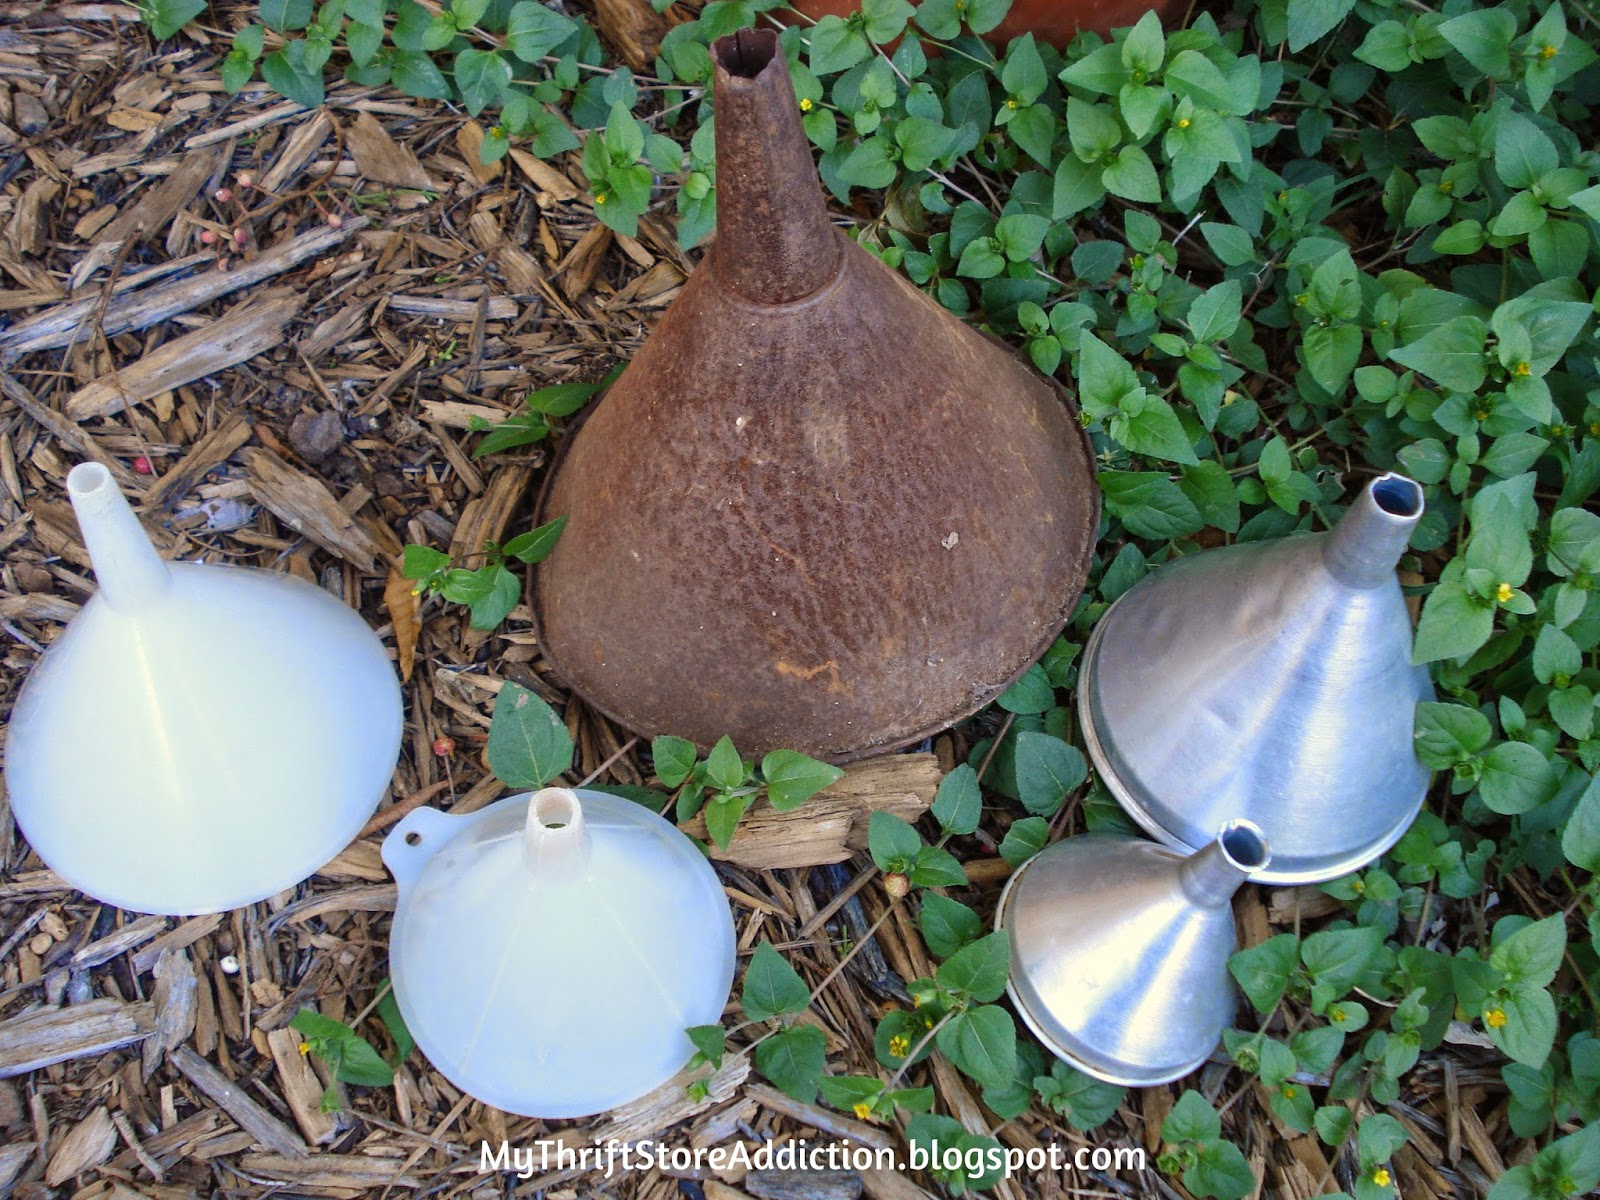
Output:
1178 820 1270 907
1324 473 1424 589
710 30 840 304
523 788 593 882
67 463 172 614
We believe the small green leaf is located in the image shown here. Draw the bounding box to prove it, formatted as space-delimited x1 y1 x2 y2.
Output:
996 664 1054 714
1163 1089 1223 1142
760 750 844 811
1477 742 1559 815
686 1024 726 1068
936 932 1012 1003
920 893 983 959
261 0 314 32
1099 471 1205 540
742 940 811 1021
486 682 573 788
703 792 748 850
754 1023 827 1102
705 735 746 792
454 48 510 116
501 515 567 564
261 40 326 108
931 764 982 835
1301 926 1384 993
504 0 578 62
1411 582 1494 665
868 810 922 872
1011 732 1087 816
999 816 1049 867
1286 0 1357 54
141 0 207 40
936 1004 1017 1087
907 845 969 888
1230 934 1300 1013
1490 914 1567 990
652 736 697 788
401 544 450 582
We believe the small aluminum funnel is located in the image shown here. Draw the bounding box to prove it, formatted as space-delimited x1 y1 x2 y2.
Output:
1080 473 1433 884
998 822 1267 1085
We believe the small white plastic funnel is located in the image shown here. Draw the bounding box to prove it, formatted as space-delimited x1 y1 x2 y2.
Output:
5 463 403 915
382 787 737 1118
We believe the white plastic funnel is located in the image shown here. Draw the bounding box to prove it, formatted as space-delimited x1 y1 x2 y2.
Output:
5 463 403 914
382 787 737 1118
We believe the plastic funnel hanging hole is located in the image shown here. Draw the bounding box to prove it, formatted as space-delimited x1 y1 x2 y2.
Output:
1371 474 1423 518
404 831 422 846
1219 820 1270 872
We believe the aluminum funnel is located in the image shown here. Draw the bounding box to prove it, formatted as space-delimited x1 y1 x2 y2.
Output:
531 29 1099 762
5 463 403 914
998 822 1267 1085
1080 473 1433 884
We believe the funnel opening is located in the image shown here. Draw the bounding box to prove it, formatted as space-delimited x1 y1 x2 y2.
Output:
1371 474 1422 518
1219 821 1269 872
716 28 776 78
67 461 113 498
532 788 581 832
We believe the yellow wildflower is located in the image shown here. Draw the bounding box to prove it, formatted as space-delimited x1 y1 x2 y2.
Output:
1283 1085 1298 1099
888 1034 911 1057
1438 179 1452 193
1496 582 1515 604
853 1102 873 1120
800 97 813 112
1513 361 1532 377
1486 1007 1508 1028
1372 1167 1392 1188
298 1041 312 1056
595 193 608 206
1177 117 1191 128
1006 98 1018 109
1540 44 1558 59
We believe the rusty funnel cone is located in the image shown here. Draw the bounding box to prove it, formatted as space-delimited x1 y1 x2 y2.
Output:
531 29 1099 761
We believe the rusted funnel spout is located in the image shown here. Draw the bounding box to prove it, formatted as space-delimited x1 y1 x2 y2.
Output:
711 31 840 303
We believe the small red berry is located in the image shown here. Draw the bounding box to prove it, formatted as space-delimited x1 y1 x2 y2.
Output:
236 171 255 189
327 212 344 229
133 456 153 475
432 735 456 757
233 227 248 247
199 229 216 244
213 187 233 203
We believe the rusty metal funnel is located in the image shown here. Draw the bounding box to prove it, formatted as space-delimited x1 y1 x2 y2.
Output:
532 31 1098 762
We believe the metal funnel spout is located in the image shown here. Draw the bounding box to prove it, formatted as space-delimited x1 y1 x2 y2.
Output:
1178 820 1270 908
709 30 840 304
1324 472 1424 589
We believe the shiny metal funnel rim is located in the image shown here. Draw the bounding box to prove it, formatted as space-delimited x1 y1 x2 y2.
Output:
996 854 1214 1086
1077 598 1426 885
